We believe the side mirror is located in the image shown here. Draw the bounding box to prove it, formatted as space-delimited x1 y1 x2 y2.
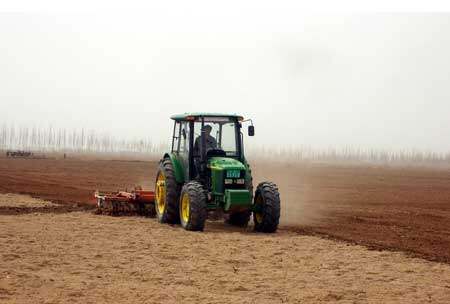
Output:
248 125 255 136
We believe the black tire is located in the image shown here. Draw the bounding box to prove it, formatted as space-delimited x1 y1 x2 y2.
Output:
179 181 207 231
228 210 251 227
155 158 181 224
253 182 281 233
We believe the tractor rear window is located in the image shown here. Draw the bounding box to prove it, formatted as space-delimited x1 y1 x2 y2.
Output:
193 120 238 157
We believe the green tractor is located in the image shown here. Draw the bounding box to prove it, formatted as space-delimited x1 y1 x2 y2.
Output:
154 113 280 232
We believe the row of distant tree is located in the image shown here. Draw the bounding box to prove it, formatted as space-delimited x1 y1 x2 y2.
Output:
1 124 450 164
0 125 165 154
247 145 450 164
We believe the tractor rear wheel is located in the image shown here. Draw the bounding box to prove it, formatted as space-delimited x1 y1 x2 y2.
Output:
179 181 207 231
253 182 281 233
155 158 181 224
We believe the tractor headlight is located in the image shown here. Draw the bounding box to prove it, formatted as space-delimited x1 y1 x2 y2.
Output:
236 179 245 184
225 179 233 185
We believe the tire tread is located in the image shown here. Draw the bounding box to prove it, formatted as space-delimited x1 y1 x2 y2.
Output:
156 158 181 223
254 181 281 233
181 181 207 231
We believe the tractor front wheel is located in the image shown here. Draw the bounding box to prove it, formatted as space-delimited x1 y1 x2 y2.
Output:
179 181 207 231
253 182 281 233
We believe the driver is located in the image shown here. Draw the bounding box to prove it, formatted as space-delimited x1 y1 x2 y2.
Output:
194 124 217 155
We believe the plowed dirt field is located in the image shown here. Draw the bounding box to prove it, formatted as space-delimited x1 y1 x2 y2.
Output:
1 157 449 262
2 156 450 303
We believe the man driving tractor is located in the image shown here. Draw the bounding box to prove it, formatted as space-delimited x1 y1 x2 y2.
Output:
194 124 217 155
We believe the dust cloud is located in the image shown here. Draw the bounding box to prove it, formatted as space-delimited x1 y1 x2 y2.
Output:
251 160 325 226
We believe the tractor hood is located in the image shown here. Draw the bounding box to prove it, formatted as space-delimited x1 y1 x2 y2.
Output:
207 157 246 171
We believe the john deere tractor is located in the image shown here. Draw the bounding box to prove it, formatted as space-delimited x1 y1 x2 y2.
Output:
154 113 280 232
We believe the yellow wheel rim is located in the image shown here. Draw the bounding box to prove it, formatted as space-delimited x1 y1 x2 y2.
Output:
255 212 263 223
254 195 263 223
181 192 190 223
155 173 166 214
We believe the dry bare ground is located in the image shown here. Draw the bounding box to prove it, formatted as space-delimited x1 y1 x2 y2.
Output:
1 194 450 304
0 193 57 208
2 157 450 303
1 157 450 262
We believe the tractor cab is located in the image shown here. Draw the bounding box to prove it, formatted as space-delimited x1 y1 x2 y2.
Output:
169 113 252 181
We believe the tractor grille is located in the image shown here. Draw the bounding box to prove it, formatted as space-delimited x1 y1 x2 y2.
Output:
213 170 247 194
224 183 246 190
224 170 246 190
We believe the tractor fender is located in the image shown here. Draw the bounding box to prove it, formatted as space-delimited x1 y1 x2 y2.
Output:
162 153 185 184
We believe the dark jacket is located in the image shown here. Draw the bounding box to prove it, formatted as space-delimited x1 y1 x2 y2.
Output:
194 135 217 155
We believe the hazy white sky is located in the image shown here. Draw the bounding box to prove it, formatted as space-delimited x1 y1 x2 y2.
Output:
1 8 450 151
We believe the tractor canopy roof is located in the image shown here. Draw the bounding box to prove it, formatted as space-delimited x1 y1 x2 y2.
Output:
170 113 244 121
